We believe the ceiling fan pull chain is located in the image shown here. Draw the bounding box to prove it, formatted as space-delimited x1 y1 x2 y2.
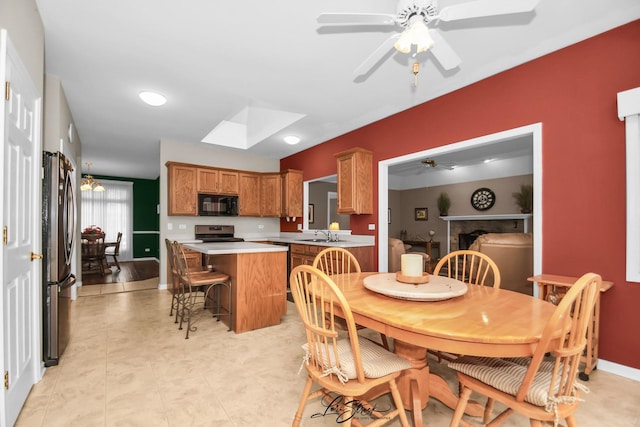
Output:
413 62 420 87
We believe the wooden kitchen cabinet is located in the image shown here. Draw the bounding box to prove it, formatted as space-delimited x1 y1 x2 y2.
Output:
260 173 282 217
238 172 261 216
182 246 204 271
290 244 322 269
281 169 303 218
167 163 197 215
290 243 374 272
196 167 239 195
334 147 373 214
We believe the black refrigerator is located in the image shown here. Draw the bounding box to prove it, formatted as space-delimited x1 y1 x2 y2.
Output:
42 151 76 366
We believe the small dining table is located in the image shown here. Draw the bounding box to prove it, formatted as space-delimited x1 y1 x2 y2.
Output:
330 272 558 427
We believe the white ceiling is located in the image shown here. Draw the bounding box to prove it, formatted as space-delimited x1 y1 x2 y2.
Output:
36 0 640 179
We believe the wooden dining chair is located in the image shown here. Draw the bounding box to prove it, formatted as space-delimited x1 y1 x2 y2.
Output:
313 247 389 350
105 232 122 271
290 265 411 427
172 241 232 338
433 250 501 288
81 232 109 275
431 250 501 362
449 272 600 427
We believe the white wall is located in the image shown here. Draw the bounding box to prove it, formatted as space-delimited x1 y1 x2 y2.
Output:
158 138 281 286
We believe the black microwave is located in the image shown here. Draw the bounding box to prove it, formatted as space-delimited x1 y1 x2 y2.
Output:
198 194 239 216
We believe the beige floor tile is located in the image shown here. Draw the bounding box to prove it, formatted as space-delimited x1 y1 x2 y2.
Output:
15 288 640 427
101 283 125 294
123 277 159 291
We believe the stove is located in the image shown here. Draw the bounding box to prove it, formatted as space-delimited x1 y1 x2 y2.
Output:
195 225 244 243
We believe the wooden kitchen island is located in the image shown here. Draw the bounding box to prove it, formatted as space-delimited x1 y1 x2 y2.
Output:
183 242 288 333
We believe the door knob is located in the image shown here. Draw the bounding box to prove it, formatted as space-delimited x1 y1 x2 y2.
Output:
30 252 43 261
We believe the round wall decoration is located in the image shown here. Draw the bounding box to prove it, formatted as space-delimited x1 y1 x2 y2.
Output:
470 187 496 211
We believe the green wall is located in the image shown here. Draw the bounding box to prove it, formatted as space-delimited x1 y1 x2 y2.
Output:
94 175 160 259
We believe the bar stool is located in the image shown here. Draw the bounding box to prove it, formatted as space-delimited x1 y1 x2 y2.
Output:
166 239 223 323
172 241 232 338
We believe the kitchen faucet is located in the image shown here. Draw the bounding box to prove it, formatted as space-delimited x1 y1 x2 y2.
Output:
315 229 333 242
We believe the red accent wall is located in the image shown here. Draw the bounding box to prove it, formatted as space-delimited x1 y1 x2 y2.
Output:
281 20 640 369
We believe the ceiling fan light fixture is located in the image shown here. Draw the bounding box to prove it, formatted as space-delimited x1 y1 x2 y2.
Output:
394 20 434 54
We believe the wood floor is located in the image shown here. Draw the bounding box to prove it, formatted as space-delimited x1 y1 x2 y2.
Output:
82 260 159 285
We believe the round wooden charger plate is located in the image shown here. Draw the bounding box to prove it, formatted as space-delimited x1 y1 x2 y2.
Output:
396 272 430 284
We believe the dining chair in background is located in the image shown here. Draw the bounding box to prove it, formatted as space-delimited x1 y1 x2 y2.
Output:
290 265 411 427
105 231 122 271
172 241 232 338
433 250 501 288
448 272 601 427
313 247 389 350
431 250 502 362
81 232 108 275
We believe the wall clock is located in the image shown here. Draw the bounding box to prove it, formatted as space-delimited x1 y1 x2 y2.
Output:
470 187 495 211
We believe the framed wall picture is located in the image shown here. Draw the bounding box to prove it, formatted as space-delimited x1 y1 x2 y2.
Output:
415 207 428 221
308 204 314 224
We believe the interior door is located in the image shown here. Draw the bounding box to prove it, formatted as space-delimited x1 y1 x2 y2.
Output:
0 30 42 427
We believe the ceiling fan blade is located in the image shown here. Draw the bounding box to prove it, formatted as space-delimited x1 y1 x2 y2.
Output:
438 0 539 22
428 30 461 70
353 33 401 76
317 13 397 26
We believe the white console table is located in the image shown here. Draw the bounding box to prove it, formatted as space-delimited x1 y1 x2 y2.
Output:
440 214 532 253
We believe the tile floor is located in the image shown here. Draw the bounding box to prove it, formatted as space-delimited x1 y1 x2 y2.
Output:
77 278 159 296
16 287 640 427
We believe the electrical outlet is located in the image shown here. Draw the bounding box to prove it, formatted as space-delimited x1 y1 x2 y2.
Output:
178 224 187 230
368 224 375 230
297 224 303 230
258 224 264 229
167 223 173 230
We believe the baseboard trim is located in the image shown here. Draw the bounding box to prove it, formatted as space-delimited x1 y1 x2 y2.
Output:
132 257 159 262
597 359 640 382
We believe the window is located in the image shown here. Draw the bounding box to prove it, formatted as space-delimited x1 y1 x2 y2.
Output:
80 179 133 261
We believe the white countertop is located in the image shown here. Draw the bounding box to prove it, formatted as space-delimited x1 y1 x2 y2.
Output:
250 236 374 248
183 241 289 255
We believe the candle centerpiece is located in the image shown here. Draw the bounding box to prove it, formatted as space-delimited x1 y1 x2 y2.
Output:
397 253 430 284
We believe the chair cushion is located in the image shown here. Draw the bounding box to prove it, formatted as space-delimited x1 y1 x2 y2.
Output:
303 337 411 380
448 356 565 407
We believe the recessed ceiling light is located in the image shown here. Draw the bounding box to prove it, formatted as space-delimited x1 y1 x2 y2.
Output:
139 91 167 106
483 158 493 163
284 135 301 145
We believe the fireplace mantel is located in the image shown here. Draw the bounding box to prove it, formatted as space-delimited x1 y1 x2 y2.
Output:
440 213 532 253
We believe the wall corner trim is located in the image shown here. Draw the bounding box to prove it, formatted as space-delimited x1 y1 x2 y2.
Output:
618 87 640 282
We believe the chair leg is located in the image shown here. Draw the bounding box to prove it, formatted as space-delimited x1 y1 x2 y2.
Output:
483 397 495 424
293 377 314 427
450 385 472 427
380 333 390 350
389 379 410 427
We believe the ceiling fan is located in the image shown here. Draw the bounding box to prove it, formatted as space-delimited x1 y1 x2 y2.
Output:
317 0 539 76
421 158 456 170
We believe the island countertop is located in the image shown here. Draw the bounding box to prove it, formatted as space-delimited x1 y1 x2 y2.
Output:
183 241 289 255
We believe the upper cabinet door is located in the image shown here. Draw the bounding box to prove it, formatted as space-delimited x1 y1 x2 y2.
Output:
167 163 197 215
335 148 373 215
281 169 303 218
238 172 261 216
260 173 282 217
196 168 239 195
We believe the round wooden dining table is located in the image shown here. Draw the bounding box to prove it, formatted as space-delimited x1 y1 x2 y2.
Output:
330 272 557 427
